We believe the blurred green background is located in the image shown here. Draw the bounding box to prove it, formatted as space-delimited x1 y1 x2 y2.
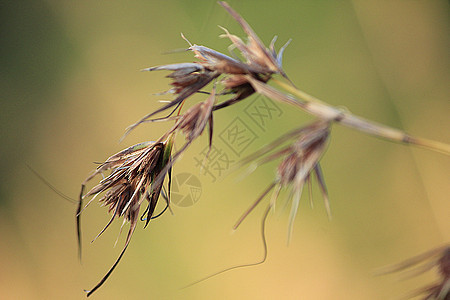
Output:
1 0 449 299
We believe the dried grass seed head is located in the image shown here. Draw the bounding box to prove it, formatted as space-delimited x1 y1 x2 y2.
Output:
179 35 269 109
275 121 331 239
218 1 290 78
135 2 293 122
171 86 216 142
234 120 332 235
78 138 173 296
129 63 219 134
376 245 450 300
81 139 173 239
277 121 331 186
143 63 217 96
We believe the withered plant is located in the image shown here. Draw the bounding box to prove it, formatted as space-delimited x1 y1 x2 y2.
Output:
77 1 450 297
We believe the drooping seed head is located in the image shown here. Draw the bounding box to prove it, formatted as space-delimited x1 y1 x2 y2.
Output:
234 120 332 235
78 137 173 296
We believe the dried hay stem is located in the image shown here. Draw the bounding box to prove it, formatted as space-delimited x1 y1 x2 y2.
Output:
255 77 450 155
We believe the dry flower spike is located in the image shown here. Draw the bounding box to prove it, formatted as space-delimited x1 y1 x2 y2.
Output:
77 137 173 296
233 120 331 242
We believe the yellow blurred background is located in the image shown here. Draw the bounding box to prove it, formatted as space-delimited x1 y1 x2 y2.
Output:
1 1 449 299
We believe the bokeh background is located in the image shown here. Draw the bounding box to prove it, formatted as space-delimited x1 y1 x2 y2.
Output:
1 1 449 299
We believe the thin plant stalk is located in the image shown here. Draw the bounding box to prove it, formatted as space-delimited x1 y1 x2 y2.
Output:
253 77 450 155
